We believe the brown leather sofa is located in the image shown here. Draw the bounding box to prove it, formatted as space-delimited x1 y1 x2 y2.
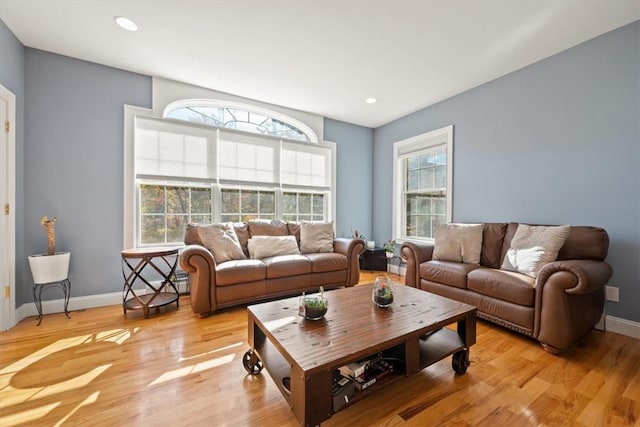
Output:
401 223 612 354
180 221 365 317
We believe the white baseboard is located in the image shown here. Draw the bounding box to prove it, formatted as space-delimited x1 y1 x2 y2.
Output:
387 263 406 276
15 286 150 324
605 315 640 339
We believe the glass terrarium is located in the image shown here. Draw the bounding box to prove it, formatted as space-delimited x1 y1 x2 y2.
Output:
372 275 394 308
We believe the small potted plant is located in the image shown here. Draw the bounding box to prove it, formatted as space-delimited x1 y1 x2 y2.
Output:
372 275 394 308
28 216 70 284
383 239 396 258
299 286 328 320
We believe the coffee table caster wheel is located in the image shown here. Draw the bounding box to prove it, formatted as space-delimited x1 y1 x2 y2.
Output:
243 350 264 375
452 349 469 374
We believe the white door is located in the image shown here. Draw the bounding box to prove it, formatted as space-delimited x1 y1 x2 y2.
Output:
0 85 16 330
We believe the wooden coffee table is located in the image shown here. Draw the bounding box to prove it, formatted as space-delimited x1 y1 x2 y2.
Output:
243 284 476 426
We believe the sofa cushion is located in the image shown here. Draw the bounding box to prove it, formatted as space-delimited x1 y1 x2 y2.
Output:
432 223 483 264
288 222 301 247
184 222 203 246
197 223 247 263
216 259 266 286
557 226 609 261
300 221 334 253
467 268 535 306
419 260 482 289
248 219 289 237
263 255 311 279
480 223 508 268
501 224 570 277
233 222 250 257
248 235 300 259
303 253 348 273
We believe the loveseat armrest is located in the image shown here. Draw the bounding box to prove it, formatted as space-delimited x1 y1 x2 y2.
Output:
536 259 612 295
179 245 217 317
534 259 612 353
334 238 365 286
400 241 435 288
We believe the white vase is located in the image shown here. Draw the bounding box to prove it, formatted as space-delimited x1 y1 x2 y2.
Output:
28 252 70 284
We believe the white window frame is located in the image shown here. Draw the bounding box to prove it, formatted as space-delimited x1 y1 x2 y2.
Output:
392 125 454 243
124 105 336 249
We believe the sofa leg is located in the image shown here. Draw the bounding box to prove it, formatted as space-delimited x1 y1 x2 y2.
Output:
540 342 562 355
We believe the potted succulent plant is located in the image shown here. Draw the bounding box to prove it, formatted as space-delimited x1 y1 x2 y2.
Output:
299 286 328 320
383 239 396 258
27 216 70 284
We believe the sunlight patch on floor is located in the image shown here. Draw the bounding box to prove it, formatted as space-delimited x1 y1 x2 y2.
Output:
148 354 236 387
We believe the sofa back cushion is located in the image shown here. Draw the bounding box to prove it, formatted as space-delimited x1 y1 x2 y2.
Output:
500 223 610 263
185 223 204 246
247 219 289 237
233 222 250 257
557 226 609 261
480 223 508 268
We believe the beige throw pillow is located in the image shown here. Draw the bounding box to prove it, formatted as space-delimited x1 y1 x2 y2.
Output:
501 224 571 277
300 221 334 253
432 223 484 264
247 235 301 259
197 223 247 264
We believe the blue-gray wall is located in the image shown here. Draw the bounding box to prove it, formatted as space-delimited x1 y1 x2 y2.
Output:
23 49 152 304
374 21 640 322
324 118 374 239
3 18 638 324
0 19 26 308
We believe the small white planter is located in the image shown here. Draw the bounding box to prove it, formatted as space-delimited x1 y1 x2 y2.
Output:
28 252 70 284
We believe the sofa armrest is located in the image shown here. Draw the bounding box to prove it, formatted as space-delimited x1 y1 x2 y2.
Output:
400 241 435 288
179 245 217 317
334 238 365 286
534 259 612 352
536 259 612 295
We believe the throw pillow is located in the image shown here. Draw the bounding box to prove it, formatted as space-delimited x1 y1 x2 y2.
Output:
247 235 301 259
432 223 484 264
501 224 571 277
197 223 247 264
299 221 334 253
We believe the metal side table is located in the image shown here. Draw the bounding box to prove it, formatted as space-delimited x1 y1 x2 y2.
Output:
121 247 180 318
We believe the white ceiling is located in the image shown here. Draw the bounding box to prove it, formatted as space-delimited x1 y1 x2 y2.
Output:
1 1 638 128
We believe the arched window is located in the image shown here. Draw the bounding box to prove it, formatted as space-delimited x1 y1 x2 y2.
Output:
124 100 334 247
163 100 318 143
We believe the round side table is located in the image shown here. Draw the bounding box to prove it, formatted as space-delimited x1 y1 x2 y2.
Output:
121 247 180 318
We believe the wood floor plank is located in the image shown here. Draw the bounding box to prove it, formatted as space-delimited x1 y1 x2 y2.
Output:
1 273 638 426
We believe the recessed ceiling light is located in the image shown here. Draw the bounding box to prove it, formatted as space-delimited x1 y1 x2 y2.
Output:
365 97 377 104
114 16 138 32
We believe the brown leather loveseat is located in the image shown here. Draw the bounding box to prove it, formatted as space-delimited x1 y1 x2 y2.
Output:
401 223 612 354
180 220 365 317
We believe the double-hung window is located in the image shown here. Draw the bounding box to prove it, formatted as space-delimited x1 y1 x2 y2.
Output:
128 101 335 247
392 125 453 242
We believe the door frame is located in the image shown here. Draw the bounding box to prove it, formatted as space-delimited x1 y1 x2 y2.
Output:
1 84 16 330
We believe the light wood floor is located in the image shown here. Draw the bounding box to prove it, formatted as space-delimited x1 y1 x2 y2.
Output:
1 272 638 427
